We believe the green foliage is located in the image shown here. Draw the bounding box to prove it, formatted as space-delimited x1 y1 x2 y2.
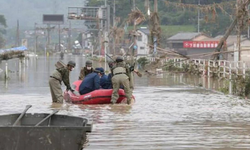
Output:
244 72 250 98
137 57 150 70
88 0 235 34
200 14 232 37
0 15 7 27
164 60 175 71
182 63 189 72
219 80 230 94
231 74 248 97
160 11 197 25
94 0 236 40
160 25 196 37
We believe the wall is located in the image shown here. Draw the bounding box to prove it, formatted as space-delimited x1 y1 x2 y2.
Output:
136 30 149 56
227 40 250 62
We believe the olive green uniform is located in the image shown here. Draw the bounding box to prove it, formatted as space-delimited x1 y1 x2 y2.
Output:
111 62 132 104
49 67 71 103
124 57 135 90
79 67 93 80
126 63 134 90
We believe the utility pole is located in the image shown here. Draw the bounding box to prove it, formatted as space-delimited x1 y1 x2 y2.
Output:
132 0 136 56
198 0 200 33
154 0 158 14
58 24 61 52
46 24 52 52
68 21 72 52
34 23 38 55
248 4 250 39
237 0 243 61
153 0 158 55
113 0 116 55
16 20 20 47
104 0 109 71
107 4 110 44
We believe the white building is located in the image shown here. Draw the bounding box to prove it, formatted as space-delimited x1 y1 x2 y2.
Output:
135 27 150 56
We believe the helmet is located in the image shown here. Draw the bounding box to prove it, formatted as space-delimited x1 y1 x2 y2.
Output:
116 56 124 63
85 60 92 67
68 61 76 67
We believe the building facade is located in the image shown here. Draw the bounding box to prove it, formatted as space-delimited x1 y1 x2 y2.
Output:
135 27 150 56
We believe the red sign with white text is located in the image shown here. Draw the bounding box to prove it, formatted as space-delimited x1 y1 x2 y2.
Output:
183 41 219 49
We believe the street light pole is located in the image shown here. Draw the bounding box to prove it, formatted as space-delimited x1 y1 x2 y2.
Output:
104 0 108 71
248 4 250 38
58 24 61 52
34 23 38 55
198 0 200 33
113 0 116 55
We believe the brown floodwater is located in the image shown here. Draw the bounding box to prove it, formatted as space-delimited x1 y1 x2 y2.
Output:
1 55 250 150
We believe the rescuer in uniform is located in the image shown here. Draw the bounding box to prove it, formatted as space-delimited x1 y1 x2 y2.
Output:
111 56 132 105
79 60 93 80
49 61 76 103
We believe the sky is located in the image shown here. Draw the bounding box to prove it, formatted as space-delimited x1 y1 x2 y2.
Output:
0 0 87 29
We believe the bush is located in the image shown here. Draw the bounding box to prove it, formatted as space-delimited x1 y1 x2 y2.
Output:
137 57 150 70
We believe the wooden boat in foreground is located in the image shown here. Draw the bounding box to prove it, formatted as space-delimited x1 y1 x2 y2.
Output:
0 105 92 150
64 80 134 104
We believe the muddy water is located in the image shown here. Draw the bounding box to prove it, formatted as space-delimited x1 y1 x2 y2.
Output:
1 56 250 150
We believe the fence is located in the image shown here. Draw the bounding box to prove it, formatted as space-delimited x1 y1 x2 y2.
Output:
148 57 249 79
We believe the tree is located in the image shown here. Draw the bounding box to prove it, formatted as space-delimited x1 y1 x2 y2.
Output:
200 14 232 37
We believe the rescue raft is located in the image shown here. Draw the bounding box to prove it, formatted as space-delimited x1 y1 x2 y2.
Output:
63 80 133 104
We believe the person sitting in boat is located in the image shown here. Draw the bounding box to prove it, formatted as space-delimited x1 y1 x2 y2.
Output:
79 60 93 80
111 56 132 105
96 67 110 89
106 73 113 89
49 61 76 103
105 61 115 89
79 68 101 95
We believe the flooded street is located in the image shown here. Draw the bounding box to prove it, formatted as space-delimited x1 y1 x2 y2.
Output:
1 56 250 150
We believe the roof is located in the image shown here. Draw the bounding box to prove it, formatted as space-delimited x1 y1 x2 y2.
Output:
137 28 150 35
167 32 203 41
215 35 247 46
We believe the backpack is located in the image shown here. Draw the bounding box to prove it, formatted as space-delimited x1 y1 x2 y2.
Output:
55 61 66 69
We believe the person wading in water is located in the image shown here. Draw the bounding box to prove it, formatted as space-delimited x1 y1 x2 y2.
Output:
49 61 75 103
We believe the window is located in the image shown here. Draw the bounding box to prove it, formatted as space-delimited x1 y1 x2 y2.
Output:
140 47 145 50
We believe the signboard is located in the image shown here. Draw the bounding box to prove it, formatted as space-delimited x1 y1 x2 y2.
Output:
43 14 64 24
183 41 219 49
